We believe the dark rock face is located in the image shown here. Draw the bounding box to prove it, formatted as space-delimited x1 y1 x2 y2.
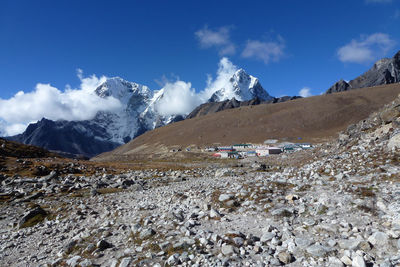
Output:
326 50 400 94
8 118 121 158
326 80 351 94
187 96 302 119
272 96 302 103
188 98 243 119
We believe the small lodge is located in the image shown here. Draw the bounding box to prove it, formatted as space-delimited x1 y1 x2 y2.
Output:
298 143 312 149
283 144 299 152
217 146 235 152
255 147 282 156
232 144 253 150
213 151 241 159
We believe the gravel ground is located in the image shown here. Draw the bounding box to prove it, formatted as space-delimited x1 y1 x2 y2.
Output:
1 96 400 266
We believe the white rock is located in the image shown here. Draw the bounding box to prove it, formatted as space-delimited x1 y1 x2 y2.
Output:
261 232 275 243
209 208 221 219
388 133 400 150
340 255 352 265
306 244 329 257
166 253 179 265
368 231 388 247
328 256 344 266
66 256 81 267
218 193 233 202
352 255 366 267
119 257 132 267
221 244 236 255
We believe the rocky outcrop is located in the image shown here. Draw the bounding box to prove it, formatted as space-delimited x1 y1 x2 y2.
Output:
326 50 400 94
326 79 351 94
337 93 400 151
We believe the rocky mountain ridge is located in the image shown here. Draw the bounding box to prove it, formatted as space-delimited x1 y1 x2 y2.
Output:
326 50 400 94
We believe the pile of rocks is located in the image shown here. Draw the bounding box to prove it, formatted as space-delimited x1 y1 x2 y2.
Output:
1 96 400 266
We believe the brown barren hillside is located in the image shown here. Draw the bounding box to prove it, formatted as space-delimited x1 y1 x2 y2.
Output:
94 83 400 161
0 138 58 158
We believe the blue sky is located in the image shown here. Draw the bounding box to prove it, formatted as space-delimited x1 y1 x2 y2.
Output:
0 0 399 134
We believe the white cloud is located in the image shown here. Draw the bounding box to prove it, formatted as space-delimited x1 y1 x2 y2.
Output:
202 57 238 99
242 36 285 64
0 71 122 136
155 57 239 117
195 26 236 55
2 123 27 136
299 87 312 97
155 81 201 117
337 33 396 64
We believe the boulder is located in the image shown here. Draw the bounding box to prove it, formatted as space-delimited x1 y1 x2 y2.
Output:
19 206 47 228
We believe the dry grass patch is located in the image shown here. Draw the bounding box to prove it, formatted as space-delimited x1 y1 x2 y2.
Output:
97 188 125 195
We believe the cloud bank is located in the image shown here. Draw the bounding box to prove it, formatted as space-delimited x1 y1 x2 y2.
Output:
195 26 236 55
203 57 238 99
155 81 201 116
337 33 395 64
242 36 285 64
155 57 239 117
195 26 287 65
299 87 312 97
0 71 122 136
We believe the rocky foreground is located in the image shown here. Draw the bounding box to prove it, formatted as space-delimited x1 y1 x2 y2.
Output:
1 96 400 266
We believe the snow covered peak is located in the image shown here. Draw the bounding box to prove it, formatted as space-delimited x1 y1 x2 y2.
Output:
95 77 151 104
209 69 272 102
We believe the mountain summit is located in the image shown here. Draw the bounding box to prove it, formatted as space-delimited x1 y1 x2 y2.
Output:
209 69 273 102
91 77 172 145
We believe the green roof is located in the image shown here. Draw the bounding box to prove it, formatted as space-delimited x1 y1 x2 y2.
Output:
233 144 251 146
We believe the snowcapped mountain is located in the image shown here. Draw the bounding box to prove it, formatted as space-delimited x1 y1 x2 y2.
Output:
8 69 272 157
208 69 273 102
92 69 273 145
90 77 179 144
